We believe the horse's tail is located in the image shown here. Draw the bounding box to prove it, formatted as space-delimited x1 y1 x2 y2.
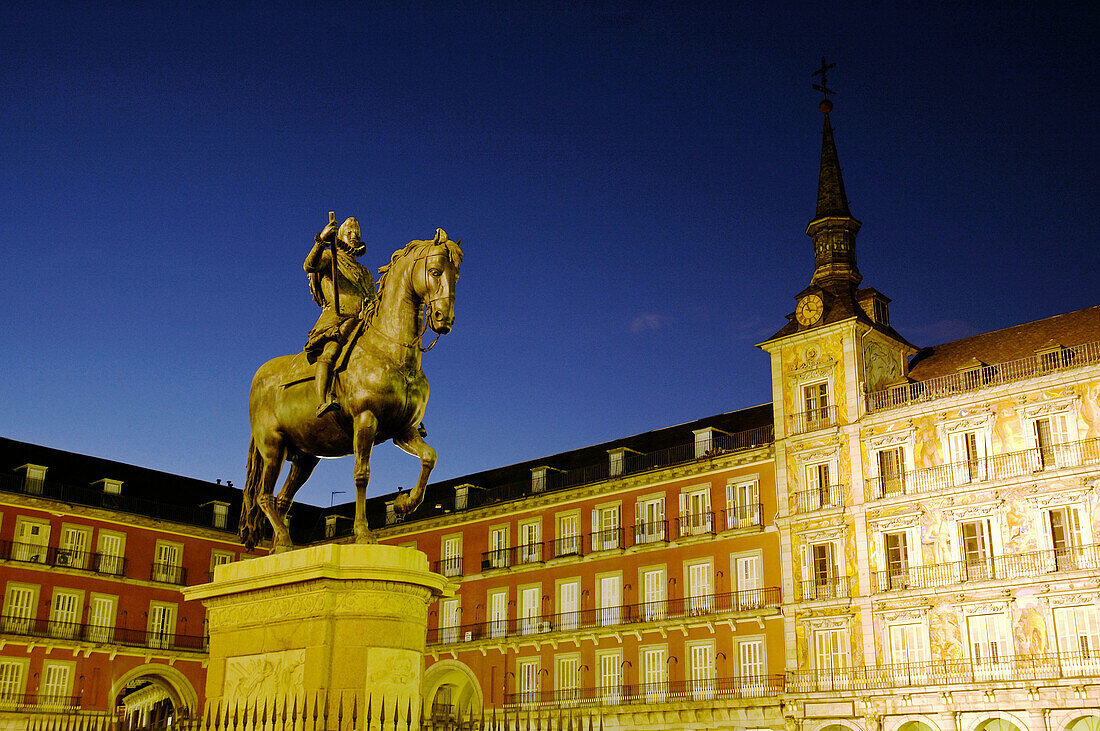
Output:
238 437 265 551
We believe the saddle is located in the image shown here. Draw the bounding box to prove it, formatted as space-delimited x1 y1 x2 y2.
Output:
280 320 364 390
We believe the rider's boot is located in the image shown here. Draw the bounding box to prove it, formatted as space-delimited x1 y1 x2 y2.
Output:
315 356 339 418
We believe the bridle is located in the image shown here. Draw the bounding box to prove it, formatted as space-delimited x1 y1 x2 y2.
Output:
370 244 455 353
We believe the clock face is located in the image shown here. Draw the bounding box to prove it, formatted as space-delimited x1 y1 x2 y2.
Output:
796 295 824 326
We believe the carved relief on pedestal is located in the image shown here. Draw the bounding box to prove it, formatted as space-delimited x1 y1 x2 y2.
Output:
224 649 306 702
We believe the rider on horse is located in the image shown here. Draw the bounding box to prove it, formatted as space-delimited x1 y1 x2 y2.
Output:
303 216 376 417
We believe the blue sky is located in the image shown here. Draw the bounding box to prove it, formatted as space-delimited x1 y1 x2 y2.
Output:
2 2 1097 507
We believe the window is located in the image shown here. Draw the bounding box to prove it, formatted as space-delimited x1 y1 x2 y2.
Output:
49 590 81 639
813 628 849 672
519 586 541 635
39 662 72 708
679 488 712 536
804 461 835 509
1045 506 1088 570
960 519 993 580
726 479 760 528
877 446 906 496
597 574 621 626
454 485 469 511
96 530 125 575
686 560 713 614
641 567 666 621
803 381 831 426
13 518 50 563
555 513 580 557
608 449 626 477
557 580 580 631
1054 605 1100 660
596 650 622 702
738 638 765 691
101 479 122 495
212 502 230 529
636 495 666 544
531 467 548 494
888 623 928 664
440 598 460 644
86 594 117 643
872 298 889 326
210 550 234 579
641 645 668 701
3 584 36 634
688 641 716 700
591 504 621 551
153 541 184 584
148 602 177 650
734 554 763 609
949 430 987 484
884 532 910 589
554 655 580 703
440 535 462 577
324 515 338 538
0 660 25 705
487 526 509 569
488 589 508 638
967 613 1009 676
519 520 542 563
1032 413 1072 470
802 541 841 599
21 465 46 495
517 658 540 705
57 525 91 569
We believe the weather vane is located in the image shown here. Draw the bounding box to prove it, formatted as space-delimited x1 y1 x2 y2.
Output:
812 57 836 99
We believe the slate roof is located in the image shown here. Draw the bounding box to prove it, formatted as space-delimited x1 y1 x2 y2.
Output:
908 305 1100 381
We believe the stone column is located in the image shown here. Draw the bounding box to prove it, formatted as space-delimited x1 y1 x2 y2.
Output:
184 543 453 715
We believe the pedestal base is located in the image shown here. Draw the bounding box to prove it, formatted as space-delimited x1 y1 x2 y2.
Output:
184 543 452 714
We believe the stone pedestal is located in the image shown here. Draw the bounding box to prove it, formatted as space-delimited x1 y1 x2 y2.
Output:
184 543 452 714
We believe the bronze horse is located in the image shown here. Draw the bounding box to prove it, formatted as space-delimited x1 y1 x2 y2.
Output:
240 229 463 551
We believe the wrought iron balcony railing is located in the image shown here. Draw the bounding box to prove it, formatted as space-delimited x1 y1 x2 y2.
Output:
552 535 584 559
0 692 82 711
150 561 187 585
798 575 851 601
0 614 207 653
867 339 1100 412
788 406 837 435
631 520 668 546
426 587 781 645
588 528 624 553
432 557 463 577
866 437 1100 500
791 485 844 514
871 543 1100 593
676 511 714 538
787 651 1100 693
503 673 786 709
480 542 544 571
722 503 762 530
0 539 129 577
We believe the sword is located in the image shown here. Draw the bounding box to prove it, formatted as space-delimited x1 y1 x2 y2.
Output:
328 211 340 317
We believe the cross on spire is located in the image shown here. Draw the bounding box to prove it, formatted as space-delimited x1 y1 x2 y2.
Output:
812 57 836 99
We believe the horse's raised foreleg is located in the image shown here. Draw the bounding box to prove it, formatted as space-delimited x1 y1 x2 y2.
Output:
352 411 379 543
392 427 437 517
276 453 320 516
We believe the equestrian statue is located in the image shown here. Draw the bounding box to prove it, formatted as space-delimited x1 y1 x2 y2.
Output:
239 213 463 551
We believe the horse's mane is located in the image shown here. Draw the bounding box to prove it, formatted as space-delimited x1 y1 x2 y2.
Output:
361 231 464 327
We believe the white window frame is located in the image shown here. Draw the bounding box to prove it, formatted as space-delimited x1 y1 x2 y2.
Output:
49 588 82 640
152 540 184 584
2 583 39 634
725 477 760 528
591 503 621 551
96 530 126 575
800 538 843 599
555 511 581 557
57 524 92 570
517 657 540 705
518 519 542 563
641 644 668 701
595 649 623 702
812 626 850 673
86 593 117 643
519 584 542 635
147 601 178 650
635 494 666 544
440 597 461 644
736 635 766 695
554 653 581 703
685 558 714 614
0 658 28 705
487 524 510 569
487 588 508 639
686 639 716 700
596 572 622 626
440 534 462 577
732 550 764 609
556 578 580 631
678 486 712 536
12 518 51 564
39 661 74 708
640 565 667 621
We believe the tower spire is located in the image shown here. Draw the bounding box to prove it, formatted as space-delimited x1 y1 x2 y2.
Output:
806 59 862 292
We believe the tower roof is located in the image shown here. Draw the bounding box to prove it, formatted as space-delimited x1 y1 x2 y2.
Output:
812 107 853 221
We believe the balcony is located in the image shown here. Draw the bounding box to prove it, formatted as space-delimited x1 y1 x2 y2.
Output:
150 562 187 585
791 485 844 514
866 437 1100 500
432 557 463 578
788 406 837 435
632 520 668 546
552 535 583 559
722 503 762 530
867 339 1100 412
0 540 128 577
589 528 624 553
480 542 544 571
871 543 1100 593
798 575 851 601
676 511 714 538
503 673 786 709
425 586 781 645
788 651 1100 693
0 614 207 653
0 692 82 711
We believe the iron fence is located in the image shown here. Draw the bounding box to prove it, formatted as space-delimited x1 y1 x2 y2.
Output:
0 539 129 577
426 586 781 645
588 528 623 552
798 575 851 601
675 512 714 538
722 503 762 530
788 406 837 435
867 339 1100 412
790 485 844 514
503 673 785 709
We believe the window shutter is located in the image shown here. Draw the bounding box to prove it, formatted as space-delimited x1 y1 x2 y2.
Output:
1040 511 1053 552
1071 507 1087 546
678 492 687 518
800 544 810 584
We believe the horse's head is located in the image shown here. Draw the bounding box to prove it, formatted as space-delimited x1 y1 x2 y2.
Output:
414 228 463 335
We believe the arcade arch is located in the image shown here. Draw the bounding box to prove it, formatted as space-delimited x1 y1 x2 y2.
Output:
422 660 483 720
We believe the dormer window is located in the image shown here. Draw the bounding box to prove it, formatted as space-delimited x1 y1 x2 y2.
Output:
325 515 338 538
15 464 47 495
693 428 730 458
385 501 397 525
211 502 230 529
454 484 474 510
93 478 123 495
607 448 639 477
531 466 560 494
872 298 889 326
1036 342 1070 372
